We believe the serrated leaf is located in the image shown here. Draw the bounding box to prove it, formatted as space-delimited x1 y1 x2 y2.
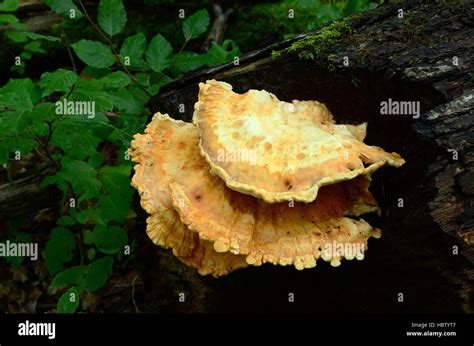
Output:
93 225 128 254
86 256 113 291
98 166 134 222
0 78 41 103
145 34 172 73
52 266 86 288
44 0 82 18
4 30 27 43
120 33 147 70
57 287 80 313
57 159 102 201
51 127 101 160
71 40 115 68
40 69 77 97
66 78 114 115
44 227 76 274
100 195 129 223
0 90 32 110
98 0 126 36
182 9 209 40
174 51 206 72
25 32 61 41
111 87 146 114
100 71 131 89
79 178 102 201
0 0 19 11
0 78 39 110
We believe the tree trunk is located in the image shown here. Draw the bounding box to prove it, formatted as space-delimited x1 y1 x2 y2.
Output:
147 0 473 313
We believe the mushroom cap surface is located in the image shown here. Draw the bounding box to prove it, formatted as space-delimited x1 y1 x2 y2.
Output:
193 80 405 203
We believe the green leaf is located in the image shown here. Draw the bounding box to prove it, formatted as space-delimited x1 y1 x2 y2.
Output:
111 87 146 114
24 41 46 54
100 71 131 89
71 40 115 68
68 78 114 114
182 9 209 40
57 215 76 226
99 165 134 222
204 39 240 67
83 230 94 244
98 0 127 36
0 14 18 24
173 51 206 72
345 0 378 15
120 33 147 70
0 78 41 104
316 3 344 24
4 30 28 43
86 256 113 291
81 66 111 79
135 73 150 86
25 32 61 41
88 152 104 168
20 51 32 60
52 266 86 288
76 209 105 225
145 33 172 73
44 227 76 274
147 74 173 95
57 159 102 201
57 287 80 313
0 0 19 11
0 79 39 110
50 121 104 160
40 69 77 97
92 225 128 255
44 0 82 18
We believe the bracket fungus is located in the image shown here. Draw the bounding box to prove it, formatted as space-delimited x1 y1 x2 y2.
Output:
130 81 405 276
193 80 405 203
130 113 248 277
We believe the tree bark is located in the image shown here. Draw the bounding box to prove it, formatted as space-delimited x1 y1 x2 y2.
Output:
201 3 234 52
0 174 59 222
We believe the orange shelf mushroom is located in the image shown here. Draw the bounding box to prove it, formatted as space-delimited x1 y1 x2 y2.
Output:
130 81 405 276
193 80 404 203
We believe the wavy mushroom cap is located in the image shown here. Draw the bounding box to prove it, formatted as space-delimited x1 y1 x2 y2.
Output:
135 113 381 270
193 80 405 203
130 112 248 277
